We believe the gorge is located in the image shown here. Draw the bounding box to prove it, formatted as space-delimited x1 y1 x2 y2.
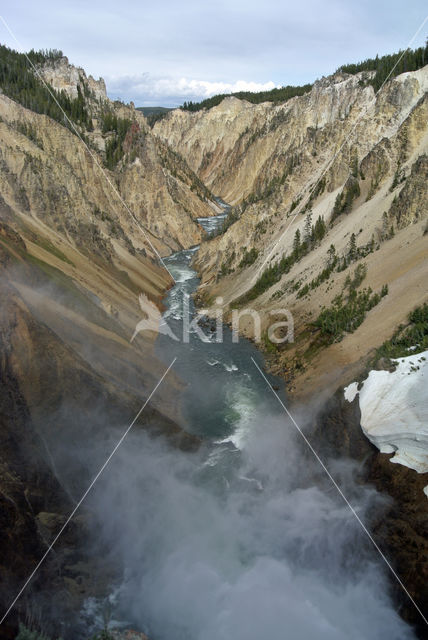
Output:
0 43 427 640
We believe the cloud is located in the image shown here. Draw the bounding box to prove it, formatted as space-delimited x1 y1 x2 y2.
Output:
106 73 279 107
3 0 427 107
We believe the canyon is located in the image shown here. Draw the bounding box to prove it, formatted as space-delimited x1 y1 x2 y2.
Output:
154 67 428 399
0 47 427 639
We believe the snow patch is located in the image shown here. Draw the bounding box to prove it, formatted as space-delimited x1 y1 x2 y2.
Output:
344 350 428 497
344 381 359 403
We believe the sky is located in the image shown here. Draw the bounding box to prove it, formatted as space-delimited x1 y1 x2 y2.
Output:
1 1 427 107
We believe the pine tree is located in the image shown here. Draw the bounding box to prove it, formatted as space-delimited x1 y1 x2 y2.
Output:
332 192 343 220
313 215 326 242
348 233 357 261
350 150 359 178
293 228 301 257
327 244 336 267
303 210 313 244
381 212 389 240
0 44 92 133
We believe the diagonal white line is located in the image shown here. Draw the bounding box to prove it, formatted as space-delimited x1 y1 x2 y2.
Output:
257 14 428 276
0 15 176 283
0 356 177 627
251 356 428 627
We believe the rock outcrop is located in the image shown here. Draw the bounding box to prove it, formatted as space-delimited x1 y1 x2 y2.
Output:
38 56 107 102
155 71 428 639
0 218 201 638
0 90 216 263
1 48 427 639
0 54 210 637
154 67 428 399
155 69 428 205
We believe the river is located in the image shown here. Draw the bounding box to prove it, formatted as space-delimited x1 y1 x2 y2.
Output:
154 214 286 444
82 211 416 640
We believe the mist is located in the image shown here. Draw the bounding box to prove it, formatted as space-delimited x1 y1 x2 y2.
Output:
88 410 416 640
1 232 417 640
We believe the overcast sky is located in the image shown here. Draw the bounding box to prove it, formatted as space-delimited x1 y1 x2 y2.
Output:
1 1 427 107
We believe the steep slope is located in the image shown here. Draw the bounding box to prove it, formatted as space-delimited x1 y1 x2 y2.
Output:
155 66 428 636
308 386 428 635
0 51 207 638
0 218 199 638
1 45 427 638
155 67 428 398
0 48 225 419
155 68 427 206
0 95 216 262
